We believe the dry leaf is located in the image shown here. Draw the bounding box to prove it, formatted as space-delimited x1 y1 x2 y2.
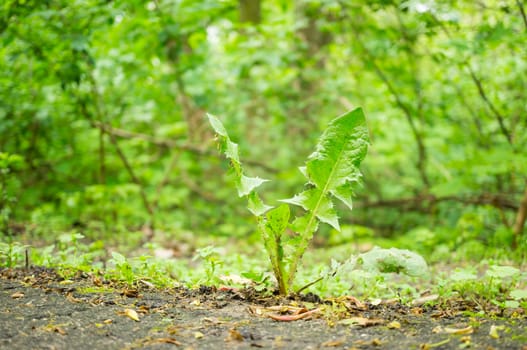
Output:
66 293 82 303
387 320 401 329
123 308 140 321
147 338 182 346
53 326 67 335
489 324 505 339
444 325 473 335
340 317 385 327
194 331 204 339
103 319 113 324
140 279 155 288
412 294 439 306
225 328 244 342
432 326 443 333
460 335 471 344
92 276 103 287
321 339 345 347
122 289 139 298
11 292 24 299
267 308 321 322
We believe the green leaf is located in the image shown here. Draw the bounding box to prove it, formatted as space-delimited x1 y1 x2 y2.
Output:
358 247 428 277
237 175 269 197
266 204 290 236
510 289 527 300
247 192 273 216
206 113 228 137
207 113 271 212
284 108 369 232
485 265 520 279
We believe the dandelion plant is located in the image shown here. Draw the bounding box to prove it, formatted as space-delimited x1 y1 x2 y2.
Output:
207 108 369 295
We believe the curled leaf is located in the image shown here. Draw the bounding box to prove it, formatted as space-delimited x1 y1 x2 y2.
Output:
123 308 140 321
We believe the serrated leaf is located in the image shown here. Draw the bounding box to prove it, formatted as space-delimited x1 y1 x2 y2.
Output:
332 183 354 210
225 140 240 164
284 108 368 232
237 175 269 197
266 204 290 235
247 192 273 216
207 113 272 215
281 189 339 230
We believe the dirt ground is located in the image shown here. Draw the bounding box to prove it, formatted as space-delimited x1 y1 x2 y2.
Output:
0 267 526 350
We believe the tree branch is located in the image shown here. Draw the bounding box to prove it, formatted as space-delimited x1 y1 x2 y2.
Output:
91 121 278 173
466 66 513 144
357 193 519 212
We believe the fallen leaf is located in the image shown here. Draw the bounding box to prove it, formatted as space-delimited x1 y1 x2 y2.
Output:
321 339 345 347
11 292 24 299
432 326 443 333
371 338 383 346
387 320 401 329
370 298 382 306
53 326 67 335
66 293 82 303
460 335 471 344
412 294 439 306
420 338 450 349
103 319 113 324
145 338 182 346
339 317 385 327
194 331 204 339
121 289 139 298
225 328 244 342
92 276 103 286
268 308 321 322
489 324 505 339
444 325 473 335
123 308 140 321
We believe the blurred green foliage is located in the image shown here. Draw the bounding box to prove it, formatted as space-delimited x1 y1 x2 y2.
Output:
0 0 526 259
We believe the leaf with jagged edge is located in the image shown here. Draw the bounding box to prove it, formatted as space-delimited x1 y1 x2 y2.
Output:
282 108 369 288
248 192 273 216
258 204 290 294
281 189 340 230
238 174 269 197
283 108 369 232
207 113 272 210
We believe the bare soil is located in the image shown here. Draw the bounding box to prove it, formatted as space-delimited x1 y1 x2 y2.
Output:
0 267 526 349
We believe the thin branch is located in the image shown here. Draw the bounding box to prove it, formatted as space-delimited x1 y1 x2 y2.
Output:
466 66 513 144
357 193 519 211
92 121 278 173
430 13 513 145
79 77 157 232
